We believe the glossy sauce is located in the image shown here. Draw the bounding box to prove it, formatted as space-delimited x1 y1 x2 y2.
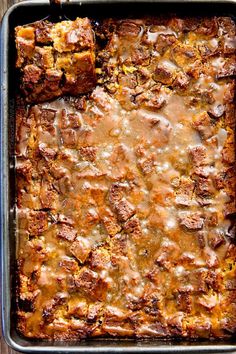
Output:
16 16 236 340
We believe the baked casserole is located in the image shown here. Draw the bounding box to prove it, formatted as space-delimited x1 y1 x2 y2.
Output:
15 16 236 340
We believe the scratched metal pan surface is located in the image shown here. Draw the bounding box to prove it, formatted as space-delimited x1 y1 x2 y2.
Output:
1 0 236 352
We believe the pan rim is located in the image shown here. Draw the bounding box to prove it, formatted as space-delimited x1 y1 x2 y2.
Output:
1 0 236 352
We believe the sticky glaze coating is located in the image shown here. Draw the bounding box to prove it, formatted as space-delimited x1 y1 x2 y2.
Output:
15 18 97 102
16 16 236 340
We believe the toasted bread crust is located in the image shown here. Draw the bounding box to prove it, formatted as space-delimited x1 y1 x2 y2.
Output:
15 18 96 102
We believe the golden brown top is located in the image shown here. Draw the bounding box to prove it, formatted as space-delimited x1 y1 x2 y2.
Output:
16 16 236 340
15 18 96 102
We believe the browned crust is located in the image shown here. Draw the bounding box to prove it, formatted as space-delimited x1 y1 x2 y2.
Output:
15 18 96 102
16 16 236 340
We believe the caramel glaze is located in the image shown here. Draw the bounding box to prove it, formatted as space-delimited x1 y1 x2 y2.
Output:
15 16 236 340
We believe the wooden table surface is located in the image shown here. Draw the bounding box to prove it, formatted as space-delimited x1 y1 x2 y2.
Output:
1 0 23 352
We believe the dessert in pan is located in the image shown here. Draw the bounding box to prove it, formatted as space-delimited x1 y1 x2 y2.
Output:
15 18 96 102
15 16 236 340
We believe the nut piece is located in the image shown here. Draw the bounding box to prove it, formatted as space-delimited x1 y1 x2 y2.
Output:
58 224 77 242
189 145 207 166
114 199 135 222
70 236 91 263
179 212 205 230
74 267 108 301
175 177 195 206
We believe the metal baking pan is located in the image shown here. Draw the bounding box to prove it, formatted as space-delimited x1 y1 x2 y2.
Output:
1 0 236 352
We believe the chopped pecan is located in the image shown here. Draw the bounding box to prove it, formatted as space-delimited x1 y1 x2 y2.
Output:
39 181 58 209
74 268 107 301
28 211 48 236
173 71 190 91
114 199 135 222
38 143 57 159
143 293 160 316
33 46 54 69
137 155 155 175
192 111 214 139
79 146 97 162
59 256 78 273
67 113 82 129
35 20 53 44
215 167 235 199
224 202 236 218
58 224 77 242
117 21 141 38
45 69 62 91
175 177 195 206
197 231 206 249
137 67 151 85
61 129 77 148
189 145 207 166
124 217 142 240
209 232 225 249
69 96 87 111
87 303 102 323
179 212 204 231
50 168 67 189
206 270 221 291
213 172 225 190
153 62 176 85
23 64 42 84
101 209 121 236
143 91 166 111
195 176 215 201
177 292 192 313
90 247 110 270
109 182 126 207
70 236 91 263
189 269 208 293
40 108 56 127
154 34 176 55
110 234 128 257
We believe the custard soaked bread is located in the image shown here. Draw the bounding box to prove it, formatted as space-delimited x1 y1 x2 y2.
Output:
16 16 236 340
15 18 96 102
